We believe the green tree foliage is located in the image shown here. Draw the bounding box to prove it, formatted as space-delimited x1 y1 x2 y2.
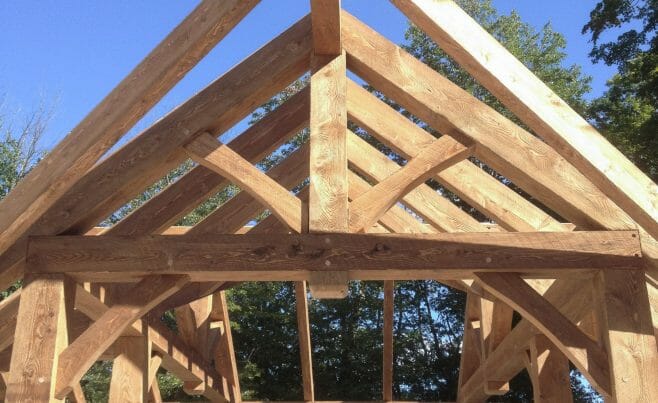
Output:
584 0 658 181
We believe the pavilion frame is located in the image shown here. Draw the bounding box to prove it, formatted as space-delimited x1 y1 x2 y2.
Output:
1 1 657 402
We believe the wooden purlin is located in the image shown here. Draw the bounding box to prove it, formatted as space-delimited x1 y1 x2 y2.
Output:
0 14 314 292
391 0 658 240
0 0 260 259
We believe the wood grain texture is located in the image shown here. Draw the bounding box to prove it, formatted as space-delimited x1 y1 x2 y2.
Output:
479 298 511 395
382 280 394 401
349 136 470 232
311 0 342 55
294 282 315 401
595 269 658 402
526 335 573 403
309 51 349 298
0 15 313 291
309 52 348 233
54 275 188 399
346 81 565 232
391 0 658 240
347 132 484 233
27 232 641 282
0 290 20 353
70 285 223 397
348 171 436 234
211 291 240 402
458 278 593 401
185 133 302 232
6 274 70 402
476 272 611 396
0 0 260 258
110 86 310 237
457 293 482 395
342 10 635 232
109 334 149 403
188 142 309 236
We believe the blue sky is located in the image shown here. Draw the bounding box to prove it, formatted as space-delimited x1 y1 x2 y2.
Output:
0 0 618 150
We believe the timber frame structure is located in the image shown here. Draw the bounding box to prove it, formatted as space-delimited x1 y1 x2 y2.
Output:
0 0 657 402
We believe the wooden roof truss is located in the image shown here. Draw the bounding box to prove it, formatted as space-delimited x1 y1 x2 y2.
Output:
0 0 657 401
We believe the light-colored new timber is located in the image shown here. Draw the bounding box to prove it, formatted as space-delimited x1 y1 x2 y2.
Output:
27 232 641 282
383 280 394 401
0 0 260 258
476 272 610 396
308 50 349 298
0 15 313 292
54 275 188 399
347 132 485 233
346 81 565 233
341 10 635 232
349 136 470 233
6 274 71 402
391 0 658 240
185 133 302 233
525 335 573 403
294 282 315 401
595 269 658 402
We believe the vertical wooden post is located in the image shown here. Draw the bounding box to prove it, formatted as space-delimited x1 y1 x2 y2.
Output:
6 273 71 402
309 0 349 299
294 281 315 401
480 298 512 395
212 291 241 402
106 285 150 403
457 293 483 400
595 269 658 402
525 334 573 403
108 330 149 403
382 280 394 401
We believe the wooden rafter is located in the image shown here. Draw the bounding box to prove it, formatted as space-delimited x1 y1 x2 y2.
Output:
391 0 658 240
111 86 310 237
341 10 636 232
347 132 485 233
346 80 565 233
0 15 313 292
0 0 260 258
1 1 656 401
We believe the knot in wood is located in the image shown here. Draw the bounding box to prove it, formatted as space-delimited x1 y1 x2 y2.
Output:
252 245 276 260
